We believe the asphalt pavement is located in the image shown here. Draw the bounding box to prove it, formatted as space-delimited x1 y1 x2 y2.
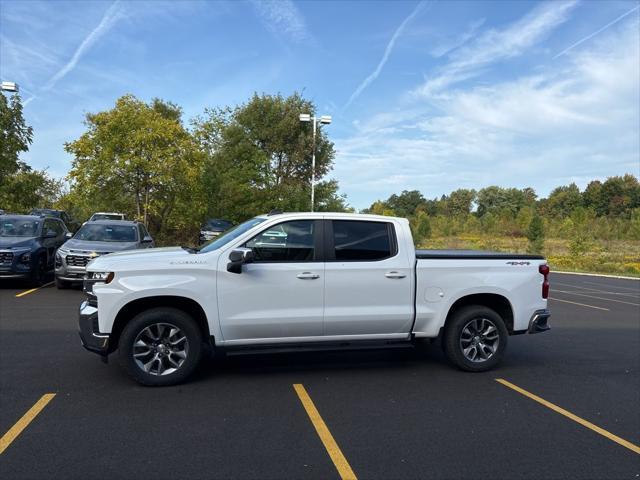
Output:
0 272 638 479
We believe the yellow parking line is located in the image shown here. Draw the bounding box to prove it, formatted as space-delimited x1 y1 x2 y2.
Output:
496 379 640 455
0 394 56 455
549 297 609 311
293 384 357 480
15 281 54 298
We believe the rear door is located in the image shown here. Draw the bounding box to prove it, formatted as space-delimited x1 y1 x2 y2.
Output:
323 219 413 336
217 219 325 342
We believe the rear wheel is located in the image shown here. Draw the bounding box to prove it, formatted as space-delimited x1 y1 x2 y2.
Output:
443 305 508 372
118 307 203 386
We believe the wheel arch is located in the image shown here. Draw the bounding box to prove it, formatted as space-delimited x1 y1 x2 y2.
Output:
109 296 211 353
444 293 514 334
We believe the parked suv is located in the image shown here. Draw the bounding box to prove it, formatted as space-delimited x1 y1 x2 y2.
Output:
30 208 80 233
199 218 233 244
55 220 154 288
0 214 68 285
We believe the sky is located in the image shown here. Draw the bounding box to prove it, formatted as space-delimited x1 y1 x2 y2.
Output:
0 0 639 210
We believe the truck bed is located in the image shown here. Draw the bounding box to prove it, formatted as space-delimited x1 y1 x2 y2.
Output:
415 249 544 260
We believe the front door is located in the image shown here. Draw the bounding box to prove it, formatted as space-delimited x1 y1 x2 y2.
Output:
217 219 324 342
323 219 413 336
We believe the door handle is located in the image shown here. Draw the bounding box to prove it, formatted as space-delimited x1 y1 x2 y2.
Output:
297 272 320 280
385 271 406 279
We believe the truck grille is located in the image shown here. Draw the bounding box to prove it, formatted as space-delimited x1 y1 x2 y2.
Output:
66 255 92 267
0 251 14 264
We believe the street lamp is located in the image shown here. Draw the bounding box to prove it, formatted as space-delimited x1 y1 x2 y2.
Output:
1 81 19 93
300 113 332 211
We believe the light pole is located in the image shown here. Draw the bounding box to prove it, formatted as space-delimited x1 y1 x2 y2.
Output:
300 113 331 212
1 81 19 93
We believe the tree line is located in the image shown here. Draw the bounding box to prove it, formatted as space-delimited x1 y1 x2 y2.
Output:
364 176 640 254
1 91 638 253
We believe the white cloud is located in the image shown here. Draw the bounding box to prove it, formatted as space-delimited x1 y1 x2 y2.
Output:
23 1 126 106
334 18 639 208
414 0 578 97
344 1 429 109
428 18 486 58
251 0 310 43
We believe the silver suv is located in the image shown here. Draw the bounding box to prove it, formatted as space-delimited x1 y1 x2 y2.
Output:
55 220 154 288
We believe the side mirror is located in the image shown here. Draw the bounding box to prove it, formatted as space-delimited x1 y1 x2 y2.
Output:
142 235 153 243
227 248 254 274
44 230 57 238
65 232 73 239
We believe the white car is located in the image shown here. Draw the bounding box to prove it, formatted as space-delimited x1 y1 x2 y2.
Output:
79 212 550 386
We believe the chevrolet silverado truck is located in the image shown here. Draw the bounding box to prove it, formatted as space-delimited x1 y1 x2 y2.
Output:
79 212 550 386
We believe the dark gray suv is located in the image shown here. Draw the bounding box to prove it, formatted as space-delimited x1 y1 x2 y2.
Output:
55 220 154 288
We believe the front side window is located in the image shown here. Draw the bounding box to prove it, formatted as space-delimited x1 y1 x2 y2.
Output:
245 220 316 262
332 220 394 261
75 224 138 242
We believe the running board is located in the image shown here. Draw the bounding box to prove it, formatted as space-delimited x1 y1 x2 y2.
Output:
222 340 414 356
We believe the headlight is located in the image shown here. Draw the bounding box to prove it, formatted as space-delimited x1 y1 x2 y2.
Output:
86 271 114 283
57 248 69 256
20 252 31 263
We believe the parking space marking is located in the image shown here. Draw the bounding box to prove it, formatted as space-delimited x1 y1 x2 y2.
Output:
553 290 640 307
496 379 640 455
0 393 56 455
553 282 640 298
15 282 54 298
549 297 609 311
293 384 357 480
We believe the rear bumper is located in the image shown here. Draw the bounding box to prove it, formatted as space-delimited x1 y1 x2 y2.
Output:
78 300 110 355
528 309 551 334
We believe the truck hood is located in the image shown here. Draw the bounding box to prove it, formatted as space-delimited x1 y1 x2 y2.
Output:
0 236 37 249
61 238 138 252
86 246 198 271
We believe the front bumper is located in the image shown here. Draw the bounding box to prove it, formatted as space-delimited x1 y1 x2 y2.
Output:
78 300 110 355
0 249 34 278
528 309 551 334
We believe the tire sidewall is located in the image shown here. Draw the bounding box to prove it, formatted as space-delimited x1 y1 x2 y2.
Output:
118 308 203 386
445 306 508 372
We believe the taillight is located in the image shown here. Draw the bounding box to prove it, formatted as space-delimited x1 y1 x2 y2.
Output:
539 264 550 299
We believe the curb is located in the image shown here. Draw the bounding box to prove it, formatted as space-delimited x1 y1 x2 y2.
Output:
553 270 640 281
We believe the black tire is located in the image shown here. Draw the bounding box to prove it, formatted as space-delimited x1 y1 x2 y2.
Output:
55 277 70 289
443 305 508 372
30 255 46 287
118 307 203 386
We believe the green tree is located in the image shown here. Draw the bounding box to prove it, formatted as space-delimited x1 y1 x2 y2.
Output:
0 93 33 180
526 215 545 254
65 95 204 241
193 92 347 221
0 167 62 213
384 190 426 217
444 189 476 217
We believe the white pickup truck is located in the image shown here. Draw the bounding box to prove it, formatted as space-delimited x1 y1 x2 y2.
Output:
79 212 550 386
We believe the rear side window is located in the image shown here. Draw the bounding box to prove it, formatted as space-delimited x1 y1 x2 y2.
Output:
332 220 395 261
245 220 316 262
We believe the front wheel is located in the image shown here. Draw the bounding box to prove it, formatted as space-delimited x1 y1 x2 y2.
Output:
118 308 203 386
443 305 508 372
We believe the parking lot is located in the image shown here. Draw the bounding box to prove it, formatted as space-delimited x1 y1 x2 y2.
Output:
0 272 638 479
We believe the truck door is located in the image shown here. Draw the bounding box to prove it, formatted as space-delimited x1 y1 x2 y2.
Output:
217 219 324 342
323 219 413 336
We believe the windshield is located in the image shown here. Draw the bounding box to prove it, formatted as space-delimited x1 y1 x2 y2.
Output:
204 219 232 230
74 224 138 242
199 217 266 253
91 214 123 221
0 218 41 237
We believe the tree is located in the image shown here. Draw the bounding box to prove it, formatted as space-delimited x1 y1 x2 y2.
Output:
527 215 545 254
444 189 476 217
543 183 582 217
65 95 204 241
192 92 348 221
384 190 426 218
0 93 33 180
0 167 62 213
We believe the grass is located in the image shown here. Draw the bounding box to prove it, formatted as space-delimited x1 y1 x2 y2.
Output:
418 235 640 277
